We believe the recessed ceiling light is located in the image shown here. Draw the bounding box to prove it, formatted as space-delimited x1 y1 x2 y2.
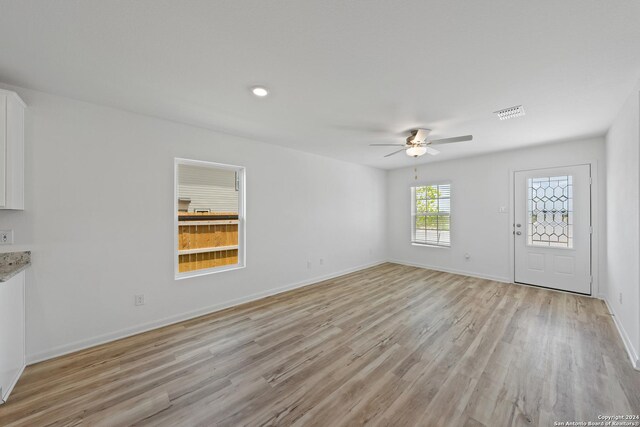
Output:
251 86 269 97
494 105 525 120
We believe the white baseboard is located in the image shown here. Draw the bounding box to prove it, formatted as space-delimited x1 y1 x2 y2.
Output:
27 260 386 364
601 297 640 371
388 259 512 284
0 363 25 404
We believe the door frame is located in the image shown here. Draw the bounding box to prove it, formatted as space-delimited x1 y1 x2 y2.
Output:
508 160 601 297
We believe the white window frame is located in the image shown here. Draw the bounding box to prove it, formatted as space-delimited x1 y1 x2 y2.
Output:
174 158 246 280
411 181 451 248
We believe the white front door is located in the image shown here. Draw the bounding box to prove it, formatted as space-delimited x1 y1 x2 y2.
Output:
514 165 591 294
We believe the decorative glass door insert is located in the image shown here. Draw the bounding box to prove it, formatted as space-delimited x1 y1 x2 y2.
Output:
527 175 573 248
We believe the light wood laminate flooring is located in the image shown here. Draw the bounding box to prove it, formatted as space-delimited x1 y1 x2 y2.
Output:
1 263 638 426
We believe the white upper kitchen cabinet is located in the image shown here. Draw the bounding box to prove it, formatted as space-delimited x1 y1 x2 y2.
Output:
0 88 25 210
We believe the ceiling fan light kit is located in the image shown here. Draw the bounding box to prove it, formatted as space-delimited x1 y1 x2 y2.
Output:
406 146 427 157
370 128 473 159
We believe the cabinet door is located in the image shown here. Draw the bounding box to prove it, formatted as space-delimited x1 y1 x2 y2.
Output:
0 271 25 401
5 93 24 210
0 93 6 207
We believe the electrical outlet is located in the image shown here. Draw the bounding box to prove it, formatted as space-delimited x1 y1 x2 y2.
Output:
319 258 324 265
619 292 623 304
307 260 312 269
0 230 13 245
134 294 145 306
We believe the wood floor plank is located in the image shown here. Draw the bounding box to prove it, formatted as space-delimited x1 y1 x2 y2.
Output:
0 263 638 426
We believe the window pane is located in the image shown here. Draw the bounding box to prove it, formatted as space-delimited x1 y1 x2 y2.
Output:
438 215 450 231
437 184 450 198
438 198 451 213
416 199 427 213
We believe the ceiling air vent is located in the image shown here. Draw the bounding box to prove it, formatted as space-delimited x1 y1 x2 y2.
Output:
494 105 525 120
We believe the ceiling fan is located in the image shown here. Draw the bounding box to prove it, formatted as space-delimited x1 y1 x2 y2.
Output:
370 129 473 158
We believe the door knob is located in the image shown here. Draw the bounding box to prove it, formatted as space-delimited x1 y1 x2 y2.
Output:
516 224 521 228
516 231 522 235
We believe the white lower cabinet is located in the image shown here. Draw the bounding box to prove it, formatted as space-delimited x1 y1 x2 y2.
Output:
0 270 25 403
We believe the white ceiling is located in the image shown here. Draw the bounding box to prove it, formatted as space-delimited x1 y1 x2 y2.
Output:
1 1 639 169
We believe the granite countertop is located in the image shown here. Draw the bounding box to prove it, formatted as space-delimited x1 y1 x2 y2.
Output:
0 251 31 282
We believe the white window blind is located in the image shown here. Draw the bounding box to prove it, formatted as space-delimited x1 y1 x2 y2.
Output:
411 183 451 247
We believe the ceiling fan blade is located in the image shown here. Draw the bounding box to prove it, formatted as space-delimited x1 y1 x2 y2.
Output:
384 148 407 157
425 146 440 156
369 143 407 147
429 135 473 145
413 129 431 144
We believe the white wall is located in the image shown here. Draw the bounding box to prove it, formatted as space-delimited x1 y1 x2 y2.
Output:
387 137 606 290
0 85 387 363
605 81 640 368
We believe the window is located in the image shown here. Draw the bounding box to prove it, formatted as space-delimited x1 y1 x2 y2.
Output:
175 158 245 278
411 183 451 247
